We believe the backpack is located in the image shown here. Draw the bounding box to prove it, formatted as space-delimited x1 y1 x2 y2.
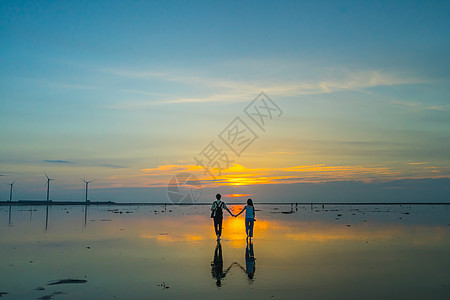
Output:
211 201 223 219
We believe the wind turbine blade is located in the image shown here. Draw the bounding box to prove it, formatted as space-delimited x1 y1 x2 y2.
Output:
43 171 49 180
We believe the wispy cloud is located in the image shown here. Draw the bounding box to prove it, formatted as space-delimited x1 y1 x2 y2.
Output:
99 164 127 169
43 160 75 165
102 64 426 107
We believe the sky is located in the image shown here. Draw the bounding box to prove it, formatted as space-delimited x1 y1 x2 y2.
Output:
1 0 449 202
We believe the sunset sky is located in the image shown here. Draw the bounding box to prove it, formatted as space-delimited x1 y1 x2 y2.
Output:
1 0 449 202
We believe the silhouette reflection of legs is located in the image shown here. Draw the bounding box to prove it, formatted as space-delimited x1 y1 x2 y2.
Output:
211 240 233 287
245 239 255 280
234 239 256 282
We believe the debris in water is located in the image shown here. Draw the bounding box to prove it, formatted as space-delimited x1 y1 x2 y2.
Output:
157 282 170 289
48 279 87 285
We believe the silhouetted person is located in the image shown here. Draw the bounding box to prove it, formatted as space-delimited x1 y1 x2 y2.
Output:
235 199 255 238
211 240 233 287
211 193 234 240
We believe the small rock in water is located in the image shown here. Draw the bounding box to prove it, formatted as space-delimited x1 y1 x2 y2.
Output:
346 224 351 227
48 279 87 285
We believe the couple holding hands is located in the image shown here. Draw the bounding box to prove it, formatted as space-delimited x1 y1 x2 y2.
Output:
211 194 256 241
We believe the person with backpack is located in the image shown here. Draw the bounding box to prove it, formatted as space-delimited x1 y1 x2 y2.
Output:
211 194 235 240
235 199 256 239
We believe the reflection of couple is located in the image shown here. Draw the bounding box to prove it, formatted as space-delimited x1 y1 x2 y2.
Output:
234 239 256 280
210 241 233 287
211 239 256 286
210 194 256 241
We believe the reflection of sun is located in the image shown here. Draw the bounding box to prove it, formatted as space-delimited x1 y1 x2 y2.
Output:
224 217 247 247
222 213 271 248
225 217 246 235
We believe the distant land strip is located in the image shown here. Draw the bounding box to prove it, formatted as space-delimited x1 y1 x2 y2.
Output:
0 201 448 206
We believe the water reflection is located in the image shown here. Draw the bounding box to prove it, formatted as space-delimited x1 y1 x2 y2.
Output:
84 204 88 228
211 240 233 287
45 205 49 231
0 204 448 299
6 204 91 231
234 239 256 281
8 204 12 226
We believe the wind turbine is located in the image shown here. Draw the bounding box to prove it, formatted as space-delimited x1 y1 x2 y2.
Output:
81 178 94 203
8 180 16 202
44 172 54 202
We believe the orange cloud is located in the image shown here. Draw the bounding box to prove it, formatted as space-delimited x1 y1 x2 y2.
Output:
224 194 254 198
101 161 449 189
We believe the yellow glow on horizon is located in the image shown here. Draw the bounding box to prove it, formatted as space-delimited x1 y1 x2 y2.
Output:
224 194 253 198
101 162 450 189
208 163 409 187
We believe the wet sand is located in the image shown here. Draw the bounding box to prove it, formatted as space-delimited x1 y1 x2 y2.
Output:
1 204 449 299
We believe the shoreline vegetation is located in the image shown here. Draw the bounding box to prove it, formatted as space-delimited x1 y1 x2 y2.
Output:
0 201 448 206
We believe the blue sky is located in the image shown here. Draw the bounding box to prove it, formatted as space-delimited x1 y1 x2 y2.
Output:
1 0 449 202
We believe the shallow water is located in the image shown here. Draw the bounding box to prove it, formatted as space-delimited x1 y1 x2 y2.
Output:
1 204 449 299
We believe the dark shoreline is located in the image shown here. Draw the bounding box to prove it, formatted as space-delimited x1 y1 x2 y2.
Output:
0 201 449 206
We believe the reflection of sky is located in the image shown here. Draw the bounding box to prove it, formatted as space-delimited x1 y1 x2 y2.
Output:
1 205 449 299
0 1 449 202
